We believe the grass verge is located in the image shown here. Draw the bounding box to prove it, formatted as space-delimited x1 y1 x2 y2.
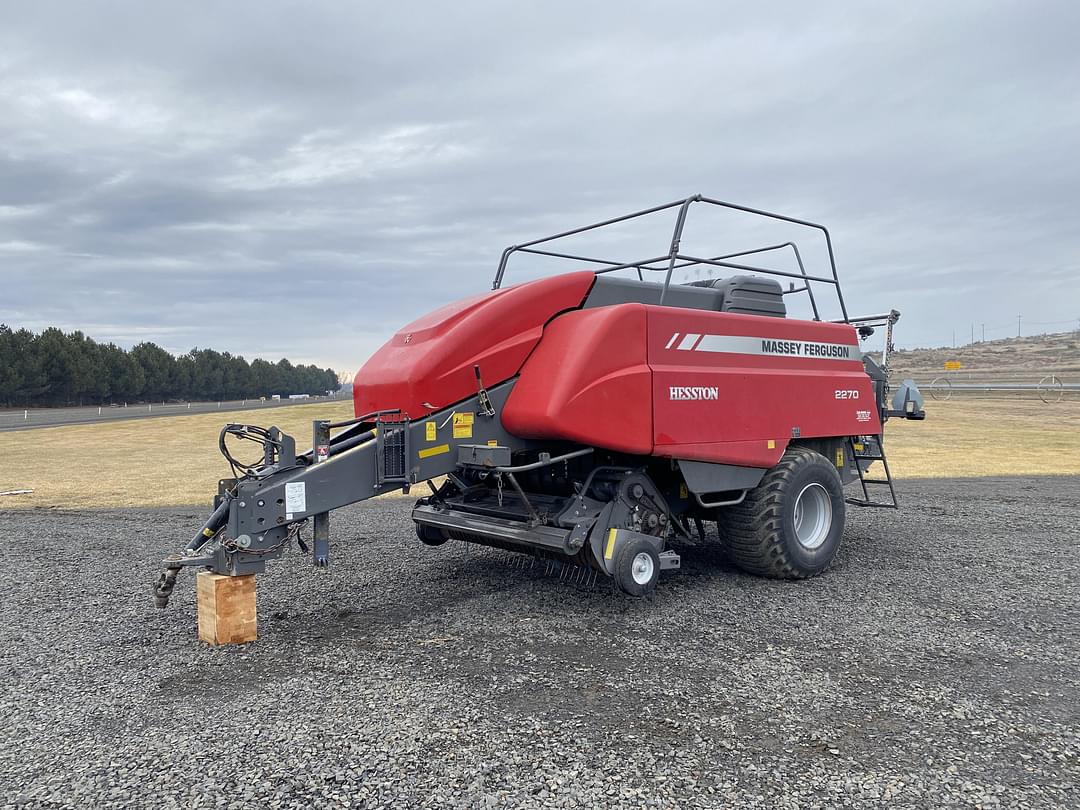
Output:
0 398 1076 509
883 398 1080 478
0 400 354 509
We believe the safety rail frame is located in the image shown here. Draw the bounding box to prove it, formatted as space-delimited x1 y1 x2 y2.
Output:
492 194 850 323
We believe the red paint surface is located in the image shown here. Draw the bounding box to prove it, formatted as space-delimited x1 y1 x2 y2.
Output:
355 270 880 469
504 301 877 465
502 305 653 454
646 307 878 466
353 271 595 419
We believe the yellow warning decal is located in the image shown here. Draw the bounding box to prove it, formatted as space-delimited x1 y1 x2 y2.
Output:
418 443 450 459
835 447 844 467
487 439 498 446
425 421 437 442
854 442 864 451
604 528 618 560
767 439 776 449
452 412 474 439
679 483 688 500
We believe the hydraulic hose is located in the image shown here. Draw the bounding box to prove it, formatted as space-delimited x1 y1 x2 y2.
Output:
326 429 375 457
159 422 375 610
297 428 375 465
187 494 232 553
190 428 374 550
155 493 233 609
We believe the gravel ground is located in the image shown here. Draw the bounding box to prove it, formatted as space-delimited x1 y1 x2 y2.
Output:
1 476 1077 809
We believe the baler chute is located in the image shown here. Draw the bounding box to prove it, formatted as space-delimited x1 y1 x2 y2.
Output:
154 194 924 610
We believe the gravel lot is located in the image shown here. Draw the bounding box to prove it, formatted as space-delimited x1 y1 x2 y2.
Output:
1 476 1077 808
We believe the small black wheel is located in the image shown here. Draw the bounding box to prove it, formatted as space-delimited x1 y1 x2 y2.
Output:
415 523 449 546
717 446 845 579
614 536 660 597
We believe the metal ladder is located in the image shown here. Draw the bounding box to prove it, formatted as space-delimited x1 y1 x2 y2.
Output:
845 435 898 508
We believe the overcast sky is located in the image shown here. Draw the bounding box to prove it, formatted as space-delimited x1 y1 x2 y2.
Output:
1 2 1078 375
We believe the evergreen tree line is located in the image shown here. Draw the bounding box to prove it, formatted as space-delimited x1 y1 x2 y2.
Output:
0 324 339 407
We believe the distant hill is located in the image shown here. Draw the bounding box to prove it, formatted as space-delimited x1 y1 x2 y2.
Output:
883 331 1080 384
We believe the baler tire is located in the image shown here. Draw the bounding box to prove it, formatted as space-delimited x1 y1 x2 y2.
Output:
415 523 449 547
718 447 845 579
613 537 660 597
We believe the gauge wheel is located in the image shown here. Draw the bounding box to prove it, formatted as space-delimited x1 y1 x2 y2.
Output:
614 536 660 596
415 522 449 547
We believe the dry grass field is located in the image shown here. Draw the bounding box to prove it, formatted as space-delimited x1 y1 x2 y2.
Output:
0 400 354 508
884 397 1080 478
1 397 1078 509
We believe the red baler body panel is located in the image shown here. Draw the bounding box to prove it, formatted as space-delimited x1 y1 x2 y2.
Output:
503 298 877 466
356 271 877 468
353 271 595 418
646 307 878 466
502 305 654 454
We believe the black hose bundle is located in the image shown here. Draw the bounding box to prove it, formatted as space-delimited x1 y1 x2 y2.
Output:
218 423 282 480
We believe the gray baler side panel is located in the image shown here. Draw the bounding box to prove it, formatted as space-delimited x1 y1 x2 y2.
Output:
584 275 724 311
677 459 766 494
707 276 787 318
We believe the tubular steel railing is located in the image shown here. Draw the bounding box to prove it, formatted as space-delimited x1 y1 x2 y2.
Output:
492 194 850 323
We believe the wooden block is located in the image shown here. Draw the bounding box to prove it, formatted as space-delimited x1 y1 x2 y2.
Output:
196 571 257 645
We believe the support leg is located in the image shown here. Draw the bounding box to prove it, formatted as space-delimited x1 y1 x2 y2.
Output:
313 512 330 567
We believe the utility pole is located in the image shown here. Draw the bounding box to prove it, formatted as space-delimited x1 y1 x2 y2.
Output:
970 323 974 345
1017 313 1022 337
952 329 955 347
981 323 985 342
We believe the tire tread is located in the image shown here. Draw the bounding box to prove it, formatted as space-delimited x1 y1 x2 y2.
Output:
718 447 839 579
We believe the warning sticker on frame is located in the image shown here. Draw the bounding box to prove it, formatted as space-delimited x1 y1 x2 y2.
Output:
425 421 437 441
452 412 474 439
284 482 307 514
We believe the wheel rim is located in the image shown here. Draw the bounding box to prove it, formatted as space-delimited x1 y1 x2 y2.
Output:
631 552 655 585
793 483 832 550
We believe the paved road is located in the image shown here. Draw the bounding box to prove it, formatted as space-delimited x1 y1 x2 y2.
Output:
0 395 350 432
1 476 1076 807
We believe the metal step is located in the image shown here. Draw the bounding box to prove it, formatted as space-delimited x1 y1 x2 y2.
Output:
846 436 898 509
847 495 898 508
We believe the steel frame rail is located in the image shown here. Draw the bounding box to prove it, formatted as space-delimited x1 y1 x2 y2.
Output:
492 194 850 322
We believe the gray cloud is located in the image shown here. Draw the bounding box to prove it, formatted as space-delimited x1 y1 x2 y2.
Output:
1 1 1078 374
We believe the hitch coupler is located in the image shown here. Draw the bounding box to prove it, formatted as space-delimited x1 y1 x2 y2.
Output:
153 565 182 609
153 494 233 609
